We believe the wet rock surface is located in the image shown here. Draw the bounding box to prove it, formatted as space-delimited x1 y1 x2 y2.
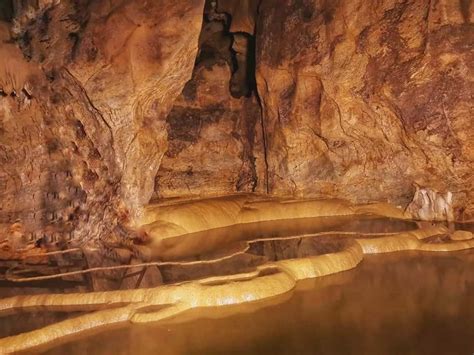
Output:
50 251 474 355
0 0 206 277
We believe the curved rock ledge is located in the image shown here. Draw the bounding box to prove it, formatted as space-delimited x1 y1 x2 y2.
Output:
357 226 474 254
0 205 472 353
140 194 411 259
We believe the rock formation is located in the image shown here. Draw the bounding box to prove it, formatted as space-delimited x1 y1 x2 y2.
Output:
0 0 206 260
255 0 473 218
0 201 472 353
155 7 265 197
0 0 473 289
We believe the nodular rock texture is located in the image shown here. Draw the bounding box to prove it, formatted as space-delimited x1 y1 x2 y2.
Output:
1 0 206 255
0 0 473 268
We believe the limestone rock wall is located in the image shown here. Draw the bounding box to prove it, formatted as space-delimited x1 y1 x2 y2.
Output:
155 62 265 198
0 21 120 252
7 0 205 218
255 0 474 219
0 0 205 257
155 12 265 198
0 0 473 262
66 0 205 216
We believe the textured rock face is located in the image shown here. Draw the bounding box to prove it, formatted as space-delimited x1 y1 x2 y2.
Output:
0 0 473 269
66 0 205 215
155 16 265 198
255 0 474 219
7 0 204 218
156 62 264 197
0 0 205 260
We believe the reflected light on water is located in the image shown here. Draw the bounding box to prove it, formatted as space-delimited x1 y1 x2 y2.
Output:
44 250 474 355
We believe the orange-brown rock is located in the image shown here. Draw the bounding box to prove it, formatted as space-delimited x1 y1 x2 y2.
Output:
256 0 474 219
0 0 473 276
0 0 205 268
7 0 205 218
66 0 205 216
155 18 265 198
217 0 258 34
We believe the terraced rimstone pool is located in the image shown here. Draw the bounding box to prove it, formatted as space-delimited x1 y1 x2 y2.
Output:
43 251 474 355
0 196 473 353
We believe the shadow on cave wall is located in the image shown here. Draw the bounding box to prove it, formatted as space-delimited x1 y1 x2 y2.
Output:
0 0 13 22
197 0 257 98
153 0 263 199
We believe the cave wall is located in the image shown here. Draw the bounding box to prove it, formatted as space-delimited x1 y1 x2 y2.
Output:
0 0 206 255
255 0 474 219
154 6 265 198
0 0 473 258
155 63 265 198
0 19 119 252
151 0 473 219
7 0 205 217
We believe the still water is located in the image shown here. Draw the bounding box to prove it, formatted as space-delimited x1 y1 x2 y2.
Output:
44 251 474 355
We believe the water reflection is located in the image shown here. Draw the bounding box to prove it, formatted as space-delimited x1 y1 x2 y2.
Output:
44 251 474 355
163 216 419 261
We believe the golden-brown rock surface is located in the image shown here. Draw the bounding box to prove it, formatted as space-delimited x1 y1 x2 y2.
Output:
0 0 473 278
255 0 474 219
155 18 265 198
0 0 206 279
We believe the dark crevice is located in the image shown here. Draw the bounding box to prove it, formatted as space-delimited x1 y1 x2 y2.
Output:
256 92 270 194
246 35 257 95
197 1 257 99
229 32 257 98
202 0 267 192
229 37 239 78
160 0 268 195
0 0 14 22
254 0 269 193
22 88 33 100
459 0 471 23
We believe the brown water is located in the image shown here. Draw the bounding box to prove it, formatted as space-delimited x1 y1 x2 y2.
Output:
162 216 419 261
44 251 474 355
